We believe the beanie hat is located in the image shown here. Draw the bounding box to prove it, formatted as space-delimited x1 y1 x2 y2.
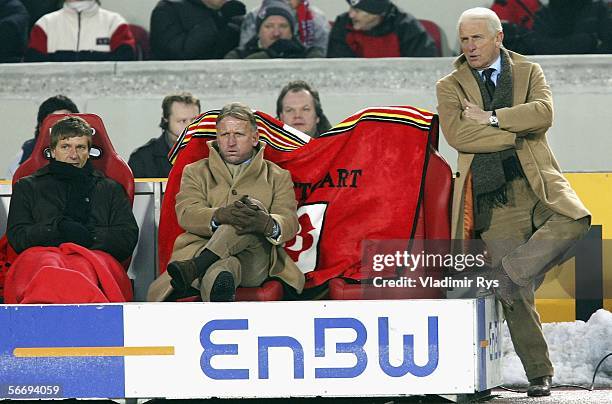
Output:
346 0 391 15
256 0 296 34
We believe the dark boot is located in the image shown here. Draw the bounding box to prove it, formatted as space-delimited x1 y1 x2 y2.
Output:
527 375 552 397
167 259 200 291
210 271 235 302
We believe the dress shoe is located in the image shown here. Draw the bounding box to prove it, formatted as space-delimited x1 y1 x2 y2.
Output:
490 264 518 308
167 259 200 291
209 271 235 302
527 375 552 397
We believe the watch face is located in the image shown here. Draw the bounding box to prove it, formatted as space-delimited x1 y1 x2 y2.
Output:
489 115 499 126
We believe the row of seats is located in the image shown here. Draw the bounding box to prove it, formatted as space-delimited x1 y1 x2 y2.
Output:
11 112 452 302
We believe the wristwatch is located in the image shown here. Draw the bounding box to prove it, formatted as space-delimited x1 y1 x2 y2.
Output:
489 110 499 127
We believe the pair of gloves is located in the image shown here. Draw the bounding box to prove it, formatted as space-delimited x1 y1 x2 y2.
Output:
213 196 275 237
57 217 93 248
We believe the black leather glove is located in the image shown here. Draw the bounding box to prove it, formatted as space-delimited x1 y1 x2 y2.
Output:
219 0 246 21
58 218 93 248
266 38 306 58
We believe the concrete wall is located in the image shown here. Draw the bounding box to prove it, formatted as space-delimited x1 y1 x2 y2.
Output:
104 0 495 56
1 55 611 178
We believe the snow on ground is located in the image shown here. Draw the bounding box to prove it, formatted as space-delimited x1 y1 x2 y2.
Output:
502 309 612 387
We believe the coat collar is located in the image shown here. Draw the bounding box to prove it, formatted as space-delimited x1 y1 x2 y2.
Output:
32 161 104 178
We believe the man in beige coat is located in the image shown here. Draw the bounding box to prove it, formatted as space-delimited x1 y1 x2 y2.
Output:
436 7 590 397
147 102 304 302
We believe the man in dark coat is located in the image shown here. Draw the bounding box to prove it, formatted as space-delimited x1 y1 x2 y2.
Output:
128 92 200 178
327 0 437 58
150 0 246 60
7 116 138 264
0 0 29 62
502 0 612 54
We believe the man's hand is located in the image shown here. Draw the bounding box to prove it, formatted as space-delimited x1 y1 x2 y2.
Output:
58 217 93 247
231 197 274 236
463 99 492 125
213 203 253 226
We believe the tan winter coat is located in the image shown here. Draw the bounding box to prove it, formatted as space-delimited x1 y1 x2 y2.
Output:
436 50 590 240
147 141 304 301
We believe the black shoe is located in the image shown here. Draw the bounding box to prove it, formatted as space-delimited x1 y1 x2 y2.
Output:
167 259 200 291
210 271 235 302
527 375 552 397
490 265 518 309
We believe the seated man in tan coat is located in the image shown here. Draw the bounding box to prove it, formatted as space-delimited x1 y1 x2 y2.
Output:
147 102 304 302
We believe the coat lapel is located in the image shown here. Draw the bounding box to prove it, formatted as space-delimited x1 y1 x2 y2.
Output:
453 55 485 108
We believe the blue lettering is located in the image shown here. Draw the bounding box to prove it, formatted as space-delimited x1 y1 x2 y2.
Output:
314 318 368 378
200 319 249 380
378 316 439 377
258 336 304 379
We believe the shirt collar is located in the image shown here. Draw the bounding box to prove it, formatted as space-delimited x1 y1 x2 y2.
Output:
478 55 502 82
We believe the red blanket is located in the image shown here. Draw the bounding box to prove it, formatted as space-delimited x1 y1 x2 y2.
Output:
3 243 132 304
160 106 435 288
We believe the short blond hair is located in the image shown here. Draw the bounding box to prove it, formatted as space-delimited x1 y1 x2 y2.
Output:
216 102 258 132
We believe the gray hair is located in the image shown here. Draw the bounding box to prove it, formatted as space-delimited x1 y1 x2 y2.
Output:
216 102 258 132
457 7 502 36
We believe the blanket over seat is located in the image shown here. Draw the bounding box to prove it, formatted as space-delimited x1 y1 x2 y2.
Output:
3 243 132 304
160 106 436 291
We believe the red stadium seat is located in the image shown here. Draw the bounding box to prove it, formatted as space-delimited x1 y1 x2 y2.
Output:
127 24 151 61
11 113 135 272
13 113 135 204
419 19 443 57
328 116 452 300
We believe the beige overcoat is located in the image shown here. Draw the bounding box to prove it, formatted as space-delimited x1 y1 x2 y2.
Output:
147 141 304 301
436 50 590 240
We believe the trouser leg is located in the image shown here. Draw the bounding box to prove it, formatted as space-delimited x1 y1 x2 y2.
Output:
197 224 271 299
502 282 553 379
479 178 553 379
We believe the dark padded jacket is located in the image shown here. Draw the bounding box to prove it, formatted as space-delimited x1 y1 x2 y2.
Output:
7 165 138 262
327 4 437 58
0 0 29 62
150 0 243 60
128 133 172 178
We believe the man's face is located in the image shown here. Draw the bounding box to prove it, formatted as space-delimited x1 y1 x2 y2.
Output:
216 117 259 164
166 101 200 144
348 7 383 31
259 15 293 49
288 0 300 9
201 0 226 10
51 135 90 168
280 90 319 137
459 19 503 70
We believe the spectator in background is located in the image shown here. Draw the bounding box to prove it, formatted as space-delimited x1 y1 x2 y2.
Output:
7 95 79 179
502 0 612 54
25 0 135 62
150 0 246 60
19 0 60 31
276 80 331 138
328 0 437 58
226 0 322 58
128 92 201 178
0 0 29 62
491 0 541 30
240 0 330 55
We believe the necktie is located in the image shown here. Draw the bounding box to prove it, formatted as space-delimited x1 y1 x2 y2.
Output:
483 68 496 100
